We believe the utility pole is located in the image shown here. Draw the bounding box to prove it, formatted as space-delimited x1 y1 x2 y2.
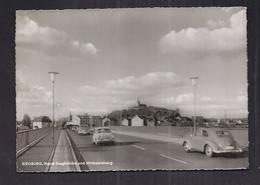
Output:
190 77 199 135
48 72 59 146
120 104 122 126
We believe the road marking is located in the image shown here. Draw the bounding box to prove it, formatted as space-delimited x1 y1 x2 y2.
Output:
132 145 146 151
159 154 187 164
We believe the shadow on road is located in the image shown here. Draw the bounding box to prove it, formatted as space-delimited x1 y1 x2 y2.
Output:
77 141 141 151
188 151 248 158
114 141 140 146
216 151 248 158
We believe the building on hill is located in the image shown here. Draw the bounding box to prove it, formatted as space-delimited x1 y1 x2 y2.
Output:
146 117 155 126
131 115 146 126
121 118 131 126
111 99 184 126
131 99 147 110
176 116 193 127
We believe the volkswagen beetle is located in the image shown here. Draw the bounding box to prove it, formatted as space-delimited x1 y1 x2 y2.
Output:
182 127 243 157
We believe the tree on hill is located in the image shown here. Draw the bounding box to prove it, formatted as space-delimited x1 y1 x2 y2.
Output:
22 114 32 129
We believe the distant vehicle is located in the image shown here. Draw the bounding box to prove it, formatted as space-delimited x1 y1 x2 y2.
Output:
92 127 114 145
89 128 94 135
77 128 88 135
71 127 77 131
182 127 243 157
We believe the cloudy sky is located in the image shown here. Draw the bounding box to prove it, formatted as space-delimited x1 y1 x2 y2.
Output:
16 7 248 120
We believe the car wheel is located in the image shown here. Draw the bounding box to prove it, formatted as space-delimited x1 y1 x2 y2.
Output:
93 139 98 145
204 145 214 157
183 141 191 152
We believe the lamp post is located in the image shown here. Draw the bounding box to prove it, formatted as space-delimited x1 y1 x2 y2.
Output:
56 103 62 129
190 77 199 135
48 72 59 145
120 104 122 126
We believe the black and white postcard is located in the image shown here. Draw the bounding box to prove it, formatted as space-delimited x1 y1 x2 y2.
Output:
16 7 248 172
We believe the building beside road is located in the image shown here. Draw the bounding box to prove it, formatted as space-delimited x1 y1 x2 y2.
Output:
66 114 80 130
131 115 146 126
66 114 103 131
121 115 147 127
121 118 131 126
91 115 102 127
66 114 90 131
147 117 155 126
102 117 111 126
32 116 52 129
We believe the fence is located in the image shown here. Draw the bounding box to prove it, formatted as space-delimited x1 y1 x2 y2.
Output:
16 127 52 153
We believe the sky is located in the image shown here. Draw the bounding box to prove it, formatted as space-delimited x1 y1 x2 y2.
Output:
16 7 248 120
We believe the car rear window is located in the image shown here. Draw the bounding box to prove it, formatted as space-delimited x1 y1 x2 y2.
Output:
97 128 111 133
216 130 230 137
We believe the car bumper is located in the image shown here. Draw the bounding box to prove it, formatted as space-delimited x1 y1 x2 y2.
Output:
97 138 114 143
79 133 87 135
214 148 243 153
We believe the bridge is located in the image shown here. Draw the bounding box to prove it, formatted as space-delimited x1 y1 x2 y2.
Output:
16 126 248 172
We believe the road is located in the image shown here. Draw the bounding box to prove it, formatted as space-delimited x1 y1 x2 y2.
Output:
67 130 248 171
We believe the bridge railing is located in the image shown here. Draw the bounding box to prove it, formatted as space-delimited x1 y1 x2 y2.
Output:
16 127 52 152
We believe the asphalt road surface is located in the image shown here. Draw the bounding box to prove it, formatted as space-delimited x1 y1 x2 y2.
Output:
68 130 248 171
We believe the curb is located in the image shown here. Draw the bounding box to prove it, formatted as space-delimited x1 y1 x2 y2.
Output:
66 130 90 171
44 130 61 172
65 131 81 172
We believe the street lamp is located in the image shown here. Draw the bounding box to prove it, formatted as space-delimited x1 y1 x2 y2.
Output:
56 103 62 128
190 77 199 135
120 104 122 126
48 72 59 145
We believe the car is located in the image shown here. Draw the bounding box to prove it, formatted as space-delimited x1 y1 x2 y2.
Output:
77 128 88 135
182 127 243 157
92 127 114 145
88 128 94 135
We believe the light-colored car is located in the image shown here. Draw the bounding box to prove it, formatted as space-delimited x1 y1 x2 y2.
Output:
182 127 243 157
92 127 114 145
89 128 94 135
77 128 88 135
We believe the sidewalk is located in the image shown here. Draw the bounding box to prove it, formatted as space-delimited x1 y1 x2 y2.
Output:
112 130 184 144
49 130 80 172
17 129 61 172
